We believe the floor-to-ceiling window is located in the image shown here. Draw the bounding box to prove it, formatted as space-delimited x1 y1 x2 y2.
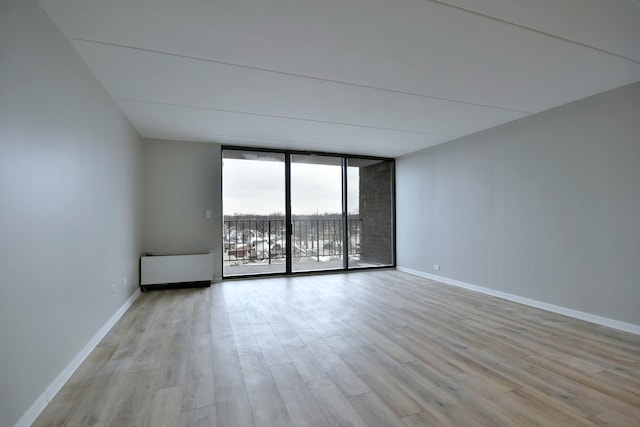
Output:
222 150 287 276
291 154 344 273
222 148 394 277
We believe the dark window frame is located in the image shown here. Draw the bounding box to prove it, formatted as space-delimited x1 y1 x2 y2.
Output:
221 145 396 279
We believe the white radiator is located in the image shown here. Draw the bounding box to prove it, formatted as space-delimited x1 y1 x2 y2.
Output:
140 251 213 288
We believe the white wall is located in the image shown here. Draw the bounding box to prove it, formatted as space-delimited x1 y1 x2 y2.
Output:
397 82 640 327
143 139 223 281
0 1 143 426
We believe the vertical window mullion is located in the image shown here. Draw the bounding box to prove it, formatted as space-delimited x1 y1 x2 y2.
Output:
342 157 348 270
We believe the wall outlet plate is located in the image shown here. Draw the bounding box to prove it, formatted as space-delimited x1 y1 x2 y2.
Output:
433 264 440 271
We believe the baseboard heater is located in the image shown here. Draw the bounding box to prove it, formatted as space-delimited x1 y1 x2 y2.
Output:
140 251 213 291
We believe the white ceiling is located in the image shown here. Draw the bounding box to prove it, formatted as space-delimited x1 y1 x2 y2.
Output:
40 0 640 158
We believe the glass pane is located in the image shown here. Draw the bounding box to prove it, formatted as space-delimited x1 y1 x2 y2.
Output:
223 150 286 276
347 158 394 268
291 154 344 272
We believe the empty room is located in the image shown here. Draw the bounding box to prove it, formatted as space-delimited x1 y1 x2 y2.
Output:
2 0 640 426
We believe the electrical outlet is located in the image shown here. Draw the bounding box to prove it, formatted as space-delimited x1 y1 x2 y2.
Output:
122 278 127 288
205 209 212 219
433 264 440 271
112 284 116 296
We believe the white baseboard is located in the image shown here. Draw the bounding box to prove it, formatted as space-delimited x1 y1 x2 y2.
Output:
14 289 141 427
397 266 640 336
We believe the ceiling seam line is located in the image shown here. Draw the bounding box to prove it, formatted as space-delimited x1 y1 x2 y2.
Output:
72 37 533 115
429 0 640 66
115 97 461 138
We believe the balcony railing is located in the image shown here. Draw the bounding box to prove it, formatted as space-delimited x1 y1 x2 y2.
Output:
223 218 361 263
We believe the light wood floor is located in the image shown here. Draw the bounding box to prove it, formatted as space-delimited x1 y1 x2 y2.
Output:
34 270 640 427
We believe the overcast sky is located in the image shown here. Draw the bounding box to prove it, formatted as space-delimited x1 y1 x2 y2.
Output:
223 158 359 216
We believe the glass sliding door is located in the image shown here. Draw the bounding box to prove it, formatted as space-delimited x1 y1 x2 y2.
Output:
222 147 395 278
291 154 344 272
346 158 394 268
222 150 286 276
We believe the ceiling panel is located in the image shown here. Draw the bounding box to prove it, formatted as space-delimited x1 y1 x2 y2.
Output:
73 40 528 138
436 0 640 63
117 99 447 157
40 0 640 156
43 0 640 111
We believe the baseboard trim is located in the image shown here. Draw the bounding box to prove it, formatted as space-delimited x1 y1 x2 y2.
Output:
14 289 141 427
397 266 640 336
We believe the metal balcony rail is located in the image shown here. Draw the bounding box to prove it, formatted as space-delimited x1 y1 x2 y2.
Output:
223 218 361 263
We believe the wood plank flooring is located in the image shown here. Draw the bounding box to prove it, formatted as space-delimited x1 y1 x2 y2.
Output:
33 271 640 426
